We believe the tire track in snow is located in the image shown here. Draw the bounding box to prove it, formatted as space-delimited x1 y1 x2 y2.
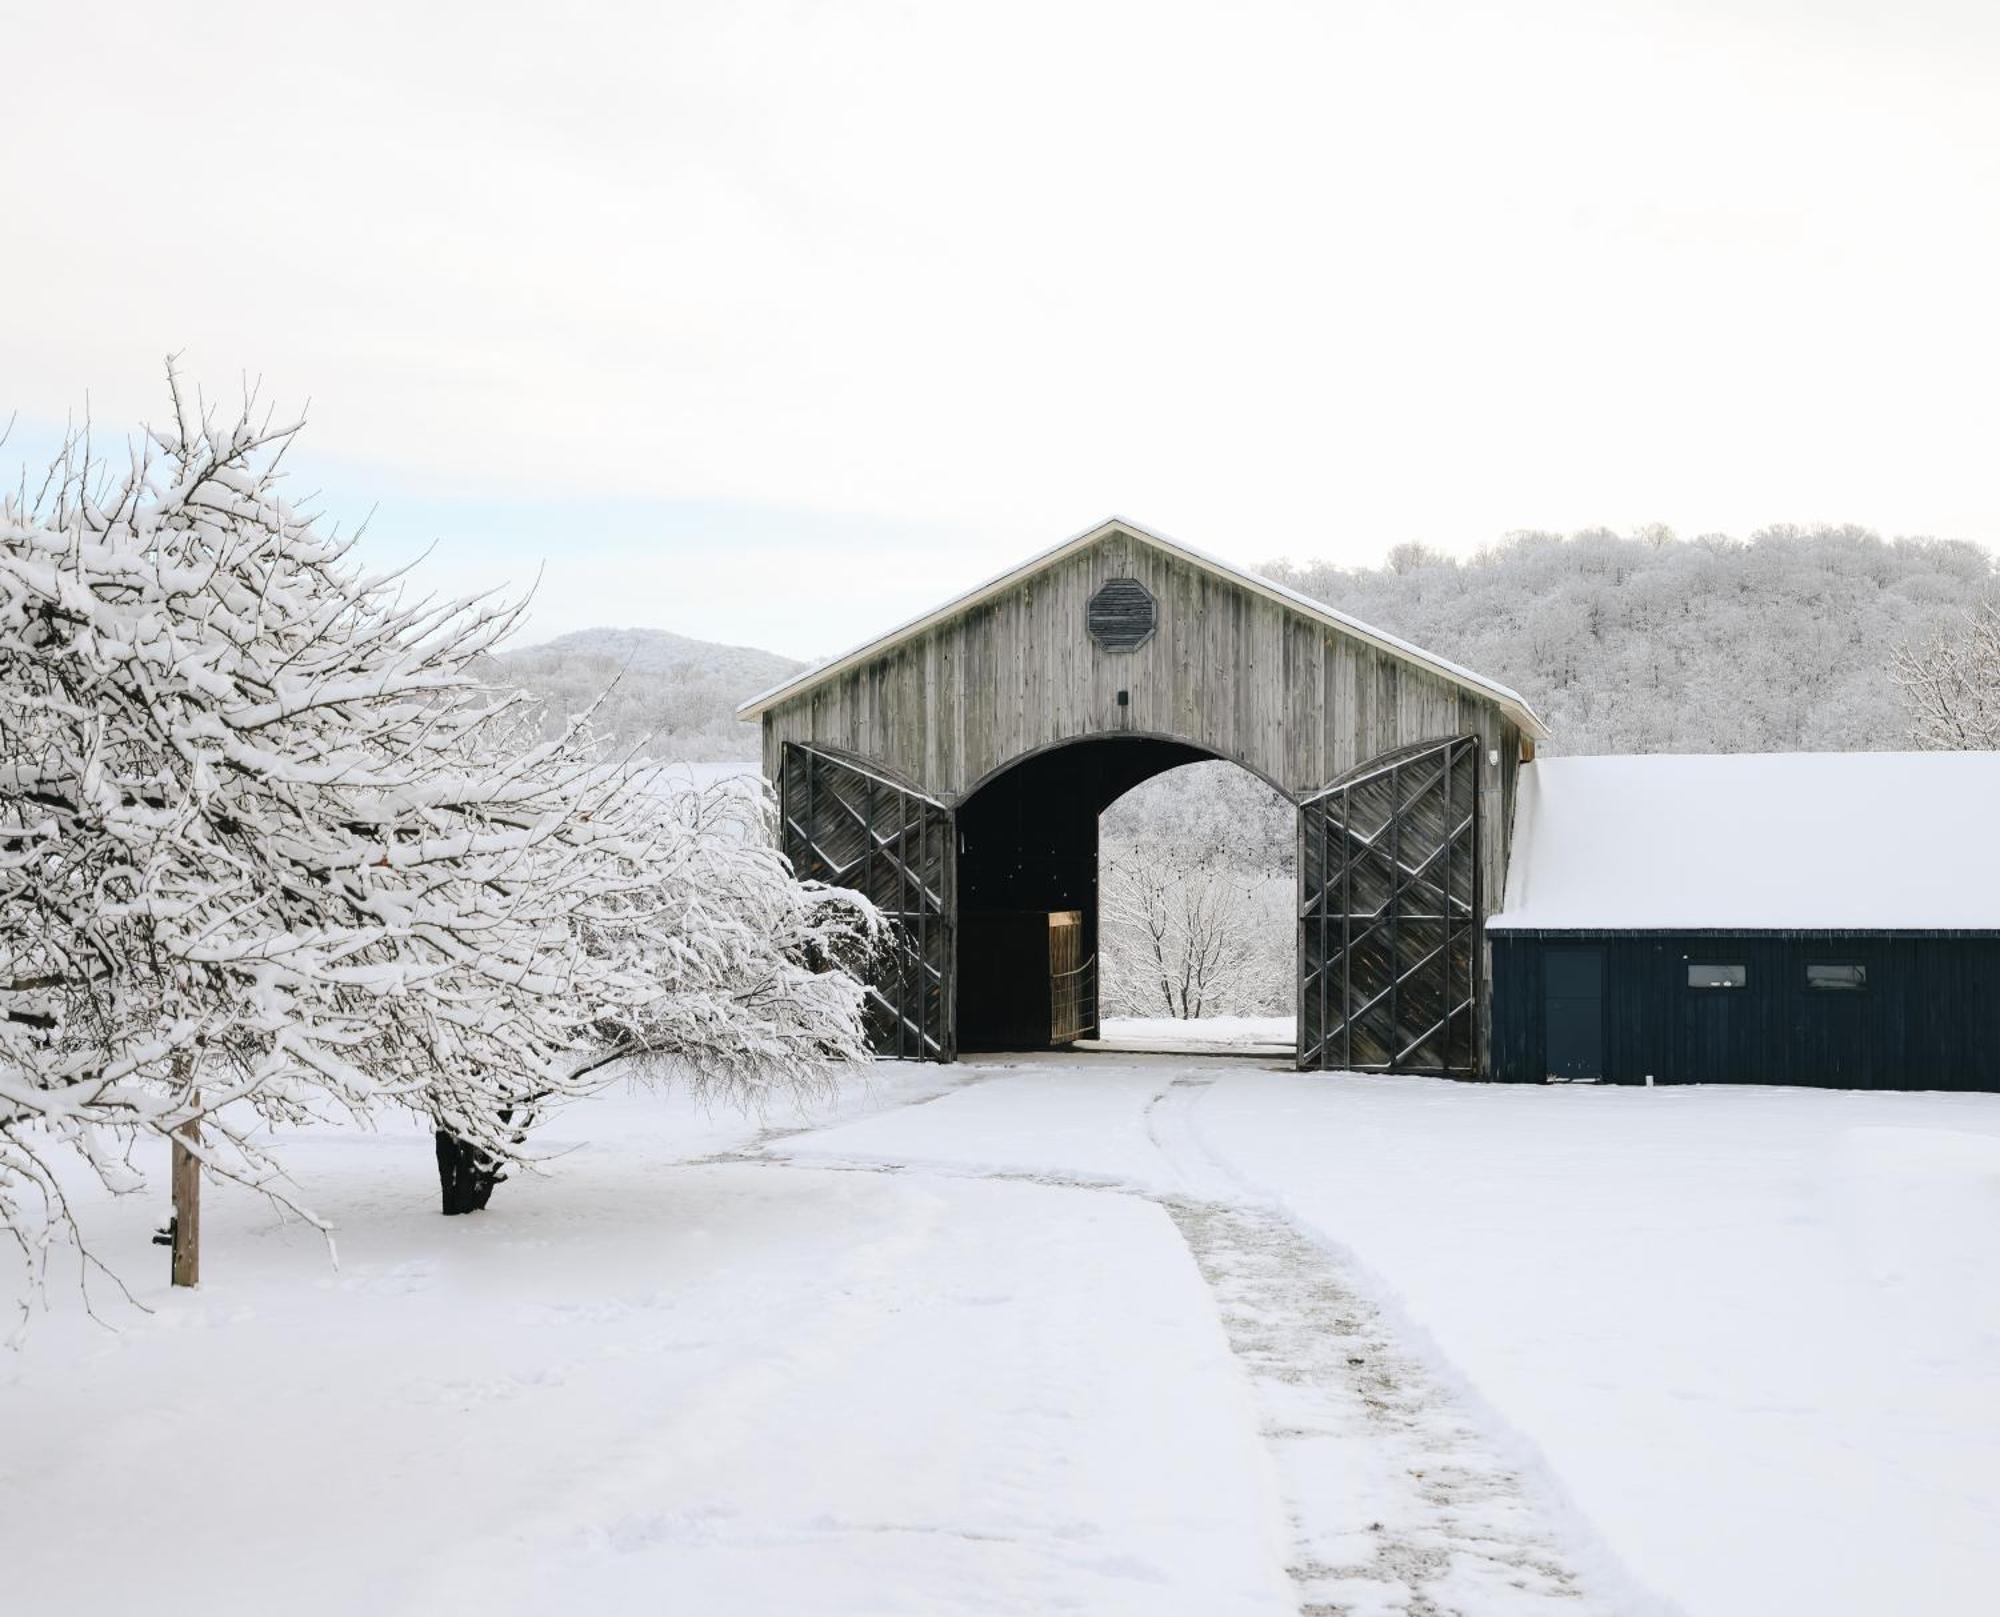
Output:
1147 1073 1612 1616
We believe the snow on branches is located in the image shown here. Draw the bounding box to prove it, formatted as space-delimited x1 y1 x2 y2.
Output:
0 366 878 1314
1099 839 1291 1020
1894 602 2000 750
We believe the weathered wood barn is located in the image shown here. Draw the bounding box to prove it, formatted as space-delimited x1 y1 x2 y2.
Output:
1489 753 2000 1089
739 517 1549 1072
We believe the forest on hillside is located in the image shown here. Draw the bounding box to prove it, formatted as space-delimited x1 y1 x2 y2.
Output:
496 627 801 761
1260 524 1996 756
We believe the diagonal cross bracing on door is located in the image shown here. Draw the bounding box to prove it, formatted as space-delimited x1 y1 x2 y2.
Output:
1298 736 1480 1074
780 743 954 1061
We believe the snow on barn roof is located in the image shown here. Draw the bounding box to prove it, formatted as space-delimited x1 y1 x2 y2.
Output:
1492 752 2000 932
736 516 1549 739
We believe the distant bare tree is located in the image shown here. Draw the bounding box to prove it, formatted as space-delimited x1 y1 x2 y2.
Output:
1894 603 2000 750
1100 839 1289 1019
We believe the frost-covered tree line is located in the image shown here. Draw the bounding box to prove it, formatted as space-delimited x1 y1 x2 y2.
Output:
0 375 879 1316
1264 525 1998 756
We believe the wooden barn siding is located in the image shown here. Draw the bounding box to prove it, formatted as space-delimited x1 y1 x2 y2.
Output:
764 530 1513 788
1489 931 2000 1090
762 530 1523 1070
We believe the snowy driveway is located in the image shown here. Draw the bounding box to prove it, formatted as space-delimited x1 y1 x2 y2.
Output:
6 1055 1998 1616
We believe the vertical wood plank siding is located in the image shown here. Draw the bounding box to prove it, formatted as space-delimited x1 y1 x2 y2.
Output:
760 530 1523 1070
761 533 1516 869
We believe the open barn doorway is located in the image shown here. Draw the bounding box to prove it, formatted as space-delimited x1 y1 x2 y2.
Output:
952 735 1295 1056
1094 761 1296 1055
781 731 1487 1072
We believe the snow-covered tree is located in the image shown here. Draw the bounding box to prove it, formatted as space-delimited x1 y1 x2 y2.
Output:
1893 603 2000 750
1099 838 1291 1019
1096 762 1295 1020
430 765 885 1215
0 369 879 1311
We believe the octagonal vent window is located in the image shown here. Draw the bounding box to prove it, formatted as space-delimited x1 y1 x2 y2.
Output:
1086 577 1157 652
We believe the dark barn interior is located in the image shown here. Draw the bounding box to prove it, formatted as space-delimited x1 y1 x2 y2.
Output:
954 735 1214 1050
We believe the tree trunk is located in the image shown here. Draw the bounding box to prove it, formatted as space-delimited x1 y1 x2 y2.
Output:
170 1110 201 1288
434 1129 504 1215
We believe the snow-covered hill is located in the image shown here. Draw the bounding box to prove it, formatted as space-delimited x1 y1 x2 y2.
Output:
495 627 802 762
506 626 800 684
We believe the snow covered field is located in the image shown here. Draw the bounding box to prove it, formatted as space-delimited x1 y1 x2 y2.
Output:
1095 1014 1295 1051
6 1056 1998 1616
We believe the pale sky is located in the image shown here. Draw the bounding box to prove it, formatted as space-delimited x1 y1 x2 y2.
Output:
6 0 1999 656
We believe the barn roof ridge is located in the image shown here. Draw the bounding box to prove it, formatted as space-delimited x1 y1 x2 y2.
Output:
735 515 1549 738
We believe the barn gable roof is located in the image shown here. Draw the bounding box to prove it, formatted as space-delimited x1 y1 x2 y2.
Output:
735 516 1549 738
1493 752 2000 932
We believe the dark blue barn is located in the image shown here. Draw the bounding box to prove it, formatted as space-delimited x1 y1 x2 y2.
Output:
1489 753 2000 1090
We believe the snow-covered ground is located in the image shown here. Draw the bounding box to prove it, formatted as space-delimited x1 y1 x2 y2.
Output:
6 1057 1998 1616
1095 1014 1295 1050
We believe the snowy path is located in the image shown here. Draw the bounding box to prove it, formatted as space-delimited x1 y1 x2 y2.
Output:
785 1055 2000 1617
1153 1079 1599 1617
1169 1199 1591 1617
771 1064 1619 1617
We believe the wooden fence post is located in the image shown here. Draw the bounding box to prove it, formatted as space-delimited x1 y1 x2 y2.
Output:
170 1088 200 1288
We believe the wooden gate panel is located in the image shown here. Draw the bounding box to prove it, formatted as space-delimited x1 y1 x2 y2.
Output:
1048 910 1090 1045
781 744 954 1061
1299 736 1479 1073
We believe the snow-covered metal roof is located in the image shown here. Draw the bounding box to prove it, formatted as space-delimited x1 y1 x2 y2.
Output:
735 516 1549 739
1492 752 2000 931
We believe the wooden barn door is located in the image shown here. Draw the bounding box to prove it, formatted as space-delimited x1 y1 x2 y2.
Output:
780 744 955 1061
1048 910 1089 1045
1298 736 1479 1073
